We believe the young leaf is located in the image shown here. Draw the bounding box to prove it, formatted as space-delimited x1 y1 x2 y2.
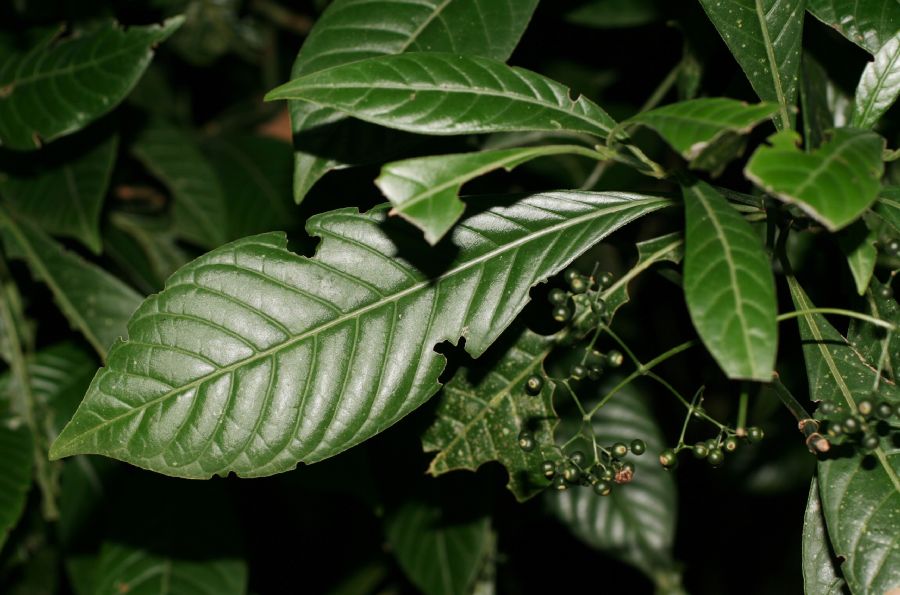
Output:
49 192 670 478
836 221 877 295
0 131 117 254
807 0 900 54
745 129 885 231
848 278 899 382
565 0 662 28
422 327 557 501
268 53 618 139
802 478 849 595
851 34 900 130
627 98 778 165
683 181 778 381
288 0 540 202
788 277 900 594
546 385 682 590
0 18 183 150
697 0 804 130
0 211 143 360
131 120 228 249
377 145 605 244
385 491 491 595
0 423 33 553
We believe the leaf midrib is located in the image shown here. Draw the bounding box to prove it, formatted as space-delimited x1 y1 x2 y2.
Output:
54 197 670 453
754 0 792 129
856 35 900 126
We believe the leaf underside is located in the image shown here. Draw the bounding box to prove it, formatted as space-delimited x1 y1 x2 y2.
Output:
851 33 900 129
49 192 669 478
802 477 848 595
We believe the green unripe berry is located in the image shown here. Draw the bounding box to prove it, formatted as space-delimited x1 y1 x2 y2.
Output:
570 364 587 380
876 401 894 419
563 269 580 285
518 431 535 452
746 427 764 443
861 434 879 451
599 468 614 482
707 448 725 467
704 438 719 451
857 400 873 418
569 451 586 467
819 401 835 416
630 439 646 455
878 285 894 299
569 275 588 294
548 288 567 305
659 449 678 469
541 460 556 478
593 480 612 496
842 416 859 433
552 305 572 323
587 366 604 380
599 272 614 288
611 443 628 458
827 423 843 437
524 375 544 396
606 350 623 368
553 475 568 491
562 464 581 483
887 239 900 256
692 443 709 459
723 436 739 453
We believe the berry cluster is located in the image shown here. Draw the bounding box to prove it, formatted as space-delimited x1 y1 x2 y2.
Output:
548 268 615 332
541 440 646 496
818 398 899 452
658 427 764 470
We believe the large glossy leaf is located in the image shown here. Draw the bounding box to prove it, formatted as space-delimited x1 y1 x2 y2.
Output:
745 129 885 231
788 278 900 594
546 385 681 590
422 327 557 501
377 145 603 244
0 423 32 553
628 98 778 165
683 181 777 381
836 222 878 296
269 53 618 139
697 0 804 130
802 477 849 595
49 192 670 477
851 34 900 130
131 120 228 249
288 0 540 202
0 211 143 360
0 18 183 150
385 490 491 595
807 0 900 54
848 278 899 382
0 131 117 254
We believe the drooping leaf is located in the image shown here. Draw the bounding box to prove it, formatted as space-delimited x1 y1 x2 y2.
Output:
268 53 618 139
0 422 33 553
745 129 885 231
848 278 899 382
788 277 900 594
0 18 183 150
697 0 804 130
422 327 557 501
601 232 683 319
565 0 663 28
49 192 670 477
288 0 540 202
683 180 777 381
628 98 778 166
377 145 604 244
131 119 228 249
546 385 681 590
0 131 117 254
802 477 849 595
800 55 851 150
0 211 143 360
807 0 900 54
852 34 900 129
836 221 878 296
385 488 491 595
874 187 900 235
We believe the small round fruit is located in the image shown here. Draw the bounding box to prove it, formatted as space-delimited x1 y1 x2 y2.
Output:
599 272 614 288
707 448 725 467
746 427 764 443
553 475 568 491
861 434 879 450
524 375 544 396
585 349 605 366
593 480 612 496
591 299 607 316
818 402 835 416
692 443 709 459
611 442 628 458
541 460 556 478
723 436 739 453
888 239 900 256
842 416 859 433
879 285 894 299
571 365 587 380
827 423 843 437
563 464 581 483
569 451 586 467
659 449 678 469
548 288 567 305
518 431 535 452
606 350 623 368
857 399 873 418
569 276 588 294
876 401 894 419
599 468 614 482
704 438 719 451
552 305 572 323
563 268 580 284
630 439 646 455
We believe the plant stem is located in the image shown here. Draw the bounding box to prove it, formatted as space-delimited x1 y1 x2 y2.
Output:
677 387 704 447
769 376 812 422
736 385 749 433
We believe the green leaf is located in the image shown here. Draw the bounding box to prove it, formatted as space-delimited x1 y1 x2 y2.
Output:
602 232 683 320
848 278 899 382
268 53 618 139
0 211 143 360
104 212 191 294
565 0 662 28
874 187 900 235
807 0 900 54
546 385 681 590
0 131 117 254
697 0 804 131
131 120 228 249
0 422 32 553
683 181 778 381
422 327 557 501
0 18 183 150
800 55 852 151
836 221 878 296
627 98 778 164
288 0 540 202
377 145 604 244
385 489 491 595
787 277 900 594
745 129 885 231
802 477 849 595
49 192 670 477
851 34 900 129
